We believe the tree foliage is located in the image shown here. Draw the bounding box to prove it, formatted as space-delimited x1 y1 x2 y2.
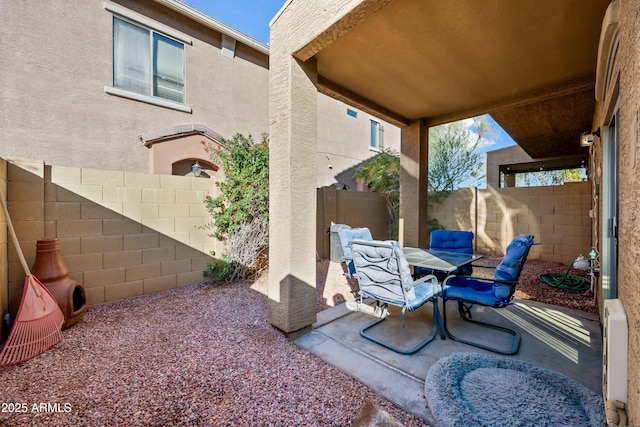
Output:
428 117 487 192
203 133 269 281
353 149 400 239
515 168 585 187
351 117 491 238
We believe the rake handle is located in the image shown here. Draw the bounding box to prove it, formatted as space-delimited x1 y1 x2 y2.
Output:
0 188 41 297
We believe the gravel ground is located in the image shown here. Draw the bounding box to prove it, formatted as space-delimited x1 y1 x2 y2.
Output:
0 256 597 427
0 274 426 427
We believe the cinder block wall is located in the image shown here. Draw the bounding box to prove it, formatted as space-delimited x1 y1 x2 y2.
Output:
6 159 46 301
316 183 592 265
4 158 218 307
0 159 7 337
428 182 592 264
427 187 476 235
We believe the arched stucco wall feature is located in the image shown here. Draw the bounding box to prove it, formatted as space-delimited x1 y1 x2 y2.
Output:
595 0 620 102
142 126 224 176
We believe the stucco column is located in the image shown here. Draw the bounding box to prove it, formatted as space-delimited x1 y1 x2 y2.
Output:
267 20 318 333
399 120 429 248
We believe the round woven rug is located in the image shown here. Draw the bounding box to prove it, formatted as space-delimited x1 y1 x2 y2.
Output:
425 352 605 427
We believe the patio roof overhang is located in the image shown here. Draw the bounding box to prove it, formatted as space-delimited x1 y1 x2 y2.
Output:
267 0 613 334
294 0 610 161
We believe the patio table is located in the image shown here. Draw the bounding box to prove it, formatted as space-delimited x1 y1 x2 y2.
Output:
402 247 482 274
401 247 483 341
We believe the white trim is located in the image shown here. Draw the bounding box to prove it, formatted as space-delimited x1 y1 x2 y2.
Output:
104 2 192 45
151 0 270 54
104 86 192 113
595 0 620 102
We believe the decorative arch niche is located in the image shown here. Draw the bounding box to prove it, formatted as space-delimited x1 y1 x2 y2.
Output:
140 124 224 177
171 158 218 178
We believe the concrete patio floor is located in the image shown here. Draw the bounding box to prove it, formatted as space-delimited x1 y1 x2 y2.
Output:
295 295 603 425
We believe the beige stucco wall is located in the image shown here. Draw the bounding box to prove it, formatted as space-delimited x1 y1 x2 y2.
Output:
317 94 401 189
3 158 217 309
428 182 592 265
614 0 640 420
0 0 269 174
587 0 639 419
0 1 391 191
485 145 533 188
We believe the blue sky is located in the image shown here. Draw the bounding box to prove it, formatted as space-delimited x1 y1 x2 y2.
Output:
483 117 517 153
180 0 516 153
181 0 285 44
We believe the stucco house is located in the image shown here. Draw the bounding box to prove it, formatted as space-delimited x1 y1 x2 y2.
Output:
486 144 589 188
268 0 639 422
0 0 398 189
0 0 401 355
2 0 638 421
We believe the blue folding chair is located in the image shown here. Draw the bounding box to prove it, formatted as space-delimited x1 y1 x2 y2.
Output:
415 230 474 279
440 234 535 355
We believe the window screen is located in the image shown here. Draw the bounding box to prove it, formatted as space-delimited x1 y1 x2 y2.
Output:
113 17 185 103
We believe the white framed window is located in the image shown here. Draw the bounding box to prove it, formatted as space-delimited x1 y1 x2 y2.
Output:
370 120 384 150
112 16 186 104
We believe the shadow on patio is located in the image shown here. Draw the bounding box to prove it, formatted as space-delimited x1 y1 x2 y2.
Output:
296 287 602 424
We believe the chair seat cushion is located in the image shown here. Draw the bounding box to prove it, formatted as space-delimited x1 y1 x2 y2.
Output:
339 227 373 276
421 230 474 279
494 234 535 281
444 278 511 307
353 239 437 312
361 279 436 311
339 228 373 261
405 280 438 311
430 230 474 253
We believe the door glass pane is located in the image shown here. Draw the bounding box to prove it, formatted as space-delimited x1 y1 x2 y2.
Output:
113 17 151 95
602 112 619 312
153 33 185 103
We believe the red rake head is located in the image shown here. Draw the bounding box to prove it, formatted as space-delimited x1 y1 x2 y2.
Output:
0 275 64 366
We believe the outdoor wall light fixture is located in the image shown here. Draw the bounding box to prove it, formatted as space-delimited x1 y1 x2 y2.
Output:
580 128 601 147
191 161 202 177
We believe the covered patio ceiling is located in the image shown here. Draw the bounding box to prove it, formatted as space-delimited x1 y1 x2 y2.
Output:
296 0 610 161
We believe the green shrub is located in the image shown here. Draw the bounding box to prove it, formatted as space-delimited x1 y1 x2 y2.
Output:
353 149 400 239
202 133 269 281
203 253 233 282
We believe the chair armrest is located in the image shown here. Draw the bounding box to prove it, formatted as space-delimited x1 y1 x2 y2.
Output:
442 275 517 287
405 274 438 292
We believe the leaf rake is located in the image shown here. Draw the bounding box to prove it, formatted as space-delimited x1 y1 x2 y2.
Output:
0 189 64 366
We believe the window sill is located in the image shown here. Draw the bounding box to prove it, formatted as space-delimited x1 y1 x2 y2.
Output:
104 86 192 113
